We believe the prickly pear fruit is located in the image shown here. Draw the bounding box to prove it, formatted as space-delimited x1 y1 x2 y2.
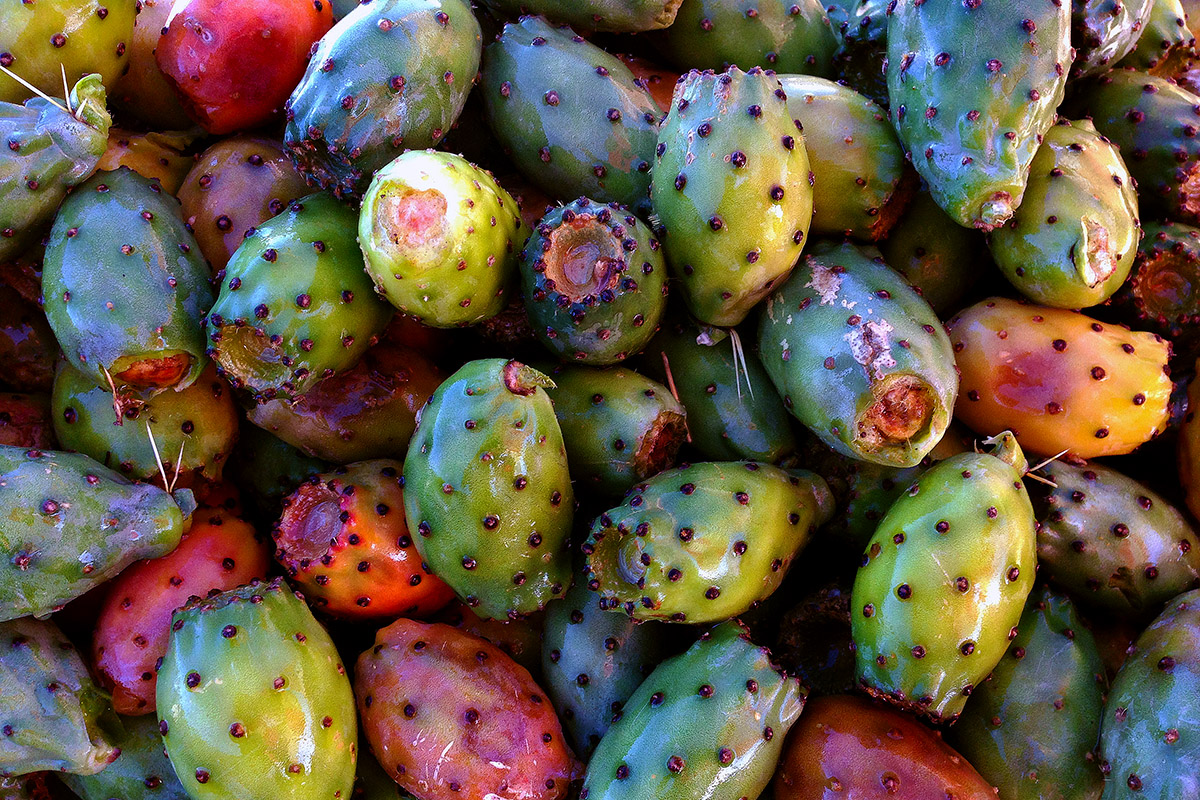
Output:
949 586 1105 800
229 425 331 517
1118 0 1194 70
355 618 577 800
757 240 958 468
1034 460 1200 619
616 53 679 113
652 66 813 327
989 118 1140 309
177 136 312 272
584 461 833 623
481 16 661 215
91 507 270 715
1099 589 1200 799
61 712 188 800
948 297 1173 458
0 444 195 622
520 199 667 364
779 74 914 241
0 286 59 393
157 578 357 800
1072 0 1156 76
97 129 194 196
582 621 804 800
660 0 839 76
43 166 212 394
0 394 54 450
108 0 192 129
886 0 1072 230
205 192 393 402
0 616 121 776
404 359 574 619
0 1 135 105
359 150 530 327
432 601 546 678
285 0 481 201
0 74 111 262
1110 221 1200 364
827 0 889 106
1182 362 1200 522
771 694 997 799
479 0 682 31
852 432 1037 724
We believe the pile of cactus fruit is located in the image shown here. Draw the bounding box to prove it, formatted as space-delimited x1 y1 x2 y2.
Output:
5 0 1200 798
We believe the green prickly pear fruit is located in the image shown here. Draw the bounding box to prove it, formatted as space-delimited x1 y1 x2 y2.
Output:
0 74 111 262
229 425 331 518
1118 0 1194 70
1099 589 1200 799
358 150 530 327
61 713 188 800
157 578 357 800
43 166 212 394
1034 460 1200 619
0 444 195 622
886 0 1072 230
404 359 574 619
541 578 672 756
581 621 804 800
1072 0 1156 76
97 128 195 196
520 199 668 364
660 0 839 76
285 0 481 201
827 0 889 106
757 240 958 468
355 618 578 800
480 16 661 216
949 586 1107 800
205 192 393 402
1109 221 1200 365
779 74 915 241
851 432 1037 724
989 118 1140 309
543 365 687 498
478 0 682 31
652 66 814 327
0 616 122 776
0 1 135 105
583 461 833 623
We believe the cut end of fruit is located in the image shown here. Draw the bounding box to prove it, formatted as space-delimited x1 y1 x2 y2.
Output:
975 193 1014 232
857 374 935 448
543 214 624 302
112 352 192 389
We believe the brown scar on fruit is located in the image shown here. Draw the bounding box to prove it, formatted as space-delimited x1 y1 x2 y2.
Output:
857 374 935 448
542 215 623 301
112 352 191 389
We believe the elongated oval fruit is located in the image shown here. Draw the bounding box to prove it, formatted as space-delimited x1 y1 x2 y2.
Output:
852 432 1037 724
948 297 1172 458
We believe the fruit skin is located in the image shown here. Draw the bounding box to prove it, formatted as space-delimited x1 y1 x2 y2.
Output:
989 118 1140 309
827 0 889 106
205 192 393 402
1109 221 1200 365
481 16 661 216
0 394 54 450
43 166 212 394
1072 0 1156 76
652 66 813 327
948 297 1173 459
0 74 111 263
948 585 1106 800
659 0 839 77
177 136 312 273
886 0 1072 231
274 459 456 620
404 359 574 620
52 362 240 486
757 240 958 468
0 285 59 393
97 129 195 196
0 616 122 777
779 74 914 241
1034 460 1200 619
60 712 189 800
1072 69 1200 227
229 425 331 519
1118 0 1194 70
0 444 195 623
432 601 546 678
543 365 687 498
285 0 481 202
358 150 530 327
581 621 805 800
480 0 682 31
851 432 1037 724
90 507 270 716
520 199 668 364
583 461 834 623
771 694 997 799
109 0 192 129
0 1 135 105
1098 589 1200 799
1182 359 1200 522
157 578 357 800
355 618 577 800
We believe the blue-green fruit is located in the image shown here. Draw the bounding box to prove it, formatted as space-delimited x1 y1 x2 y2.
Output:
757 240 958 468
1072 0 1156 77
477 0 683 32
61 713 188 800
852 432 1037 724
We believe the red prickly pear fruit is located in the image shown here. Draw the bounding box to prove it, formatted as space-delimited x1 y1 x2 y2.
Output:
91 508 271 715
355 619 579 800
190 480 245 518
274 460 456 621
156 0 334 134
